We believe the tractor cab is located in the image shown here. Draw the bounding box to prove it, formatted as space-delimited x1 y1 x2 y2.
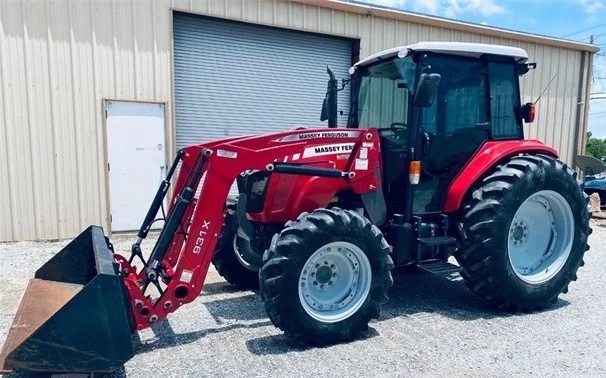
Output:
325 42 536 217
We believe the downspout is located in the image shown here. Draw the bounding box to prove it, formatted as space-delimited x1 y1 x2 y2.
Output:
574 49 594 166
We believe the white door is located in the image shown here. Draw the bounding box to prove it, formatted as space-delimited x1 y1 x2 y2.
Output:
106 101 166 232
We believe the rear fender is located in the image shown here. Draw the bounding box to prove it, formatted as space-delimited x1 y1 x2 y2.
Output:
443 140 558 213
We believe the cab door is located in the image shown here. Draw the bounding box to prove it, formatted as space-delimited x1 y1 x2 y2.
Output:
413 57 490 214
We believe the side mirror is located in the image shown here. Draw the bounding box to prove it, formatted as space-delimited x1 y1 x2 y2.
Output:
414 73 441 108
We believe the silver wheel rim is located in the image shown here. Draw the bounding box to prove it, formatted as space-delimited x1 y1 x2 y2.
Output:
232 228 257 272
298 241 372 323
507 190 574 284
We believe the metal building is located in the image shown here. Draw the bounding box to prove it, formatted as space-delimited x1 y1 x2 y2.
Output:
0 0 599 242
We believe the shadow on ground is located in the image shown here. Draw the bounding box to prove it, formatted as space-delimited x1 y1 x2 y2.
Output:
4 269 570 377
137 269 569 356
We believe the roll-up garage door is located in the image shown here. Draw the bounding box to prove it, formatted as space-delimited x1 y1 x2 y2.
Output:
173 13 353 149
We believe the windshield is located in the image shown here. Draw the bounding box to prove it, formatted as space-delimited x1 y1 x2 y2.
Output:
350 57 417 130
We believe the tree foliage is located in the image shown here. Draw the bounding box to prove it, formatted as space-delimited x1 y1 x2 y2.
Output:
585 131 606 160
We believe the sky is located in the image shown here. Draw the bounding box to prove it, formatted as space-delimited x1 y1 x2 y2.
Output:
358 0 606 138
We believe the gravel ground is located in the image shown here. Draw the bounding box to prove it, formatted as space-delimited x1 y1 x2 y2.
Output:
1 220 606 378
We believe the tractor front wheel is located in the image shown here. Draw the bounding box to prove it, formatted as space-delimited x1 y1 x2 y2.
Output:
259 208 394 345
456 154 591 310
211 203 261 290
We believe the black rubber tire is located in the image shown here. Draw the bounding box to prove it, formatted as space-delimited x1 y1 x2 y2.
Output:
455 154 591 311
211 203 260 290
259 208 394 346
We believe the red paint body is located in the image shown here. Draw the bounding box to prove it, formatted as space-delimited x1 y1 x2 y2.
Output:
442 139 558 213
114 126 559 330
114 127 381 330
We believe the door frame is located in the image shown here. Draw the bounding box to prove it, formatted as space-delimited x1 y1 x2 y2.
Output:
101 98 169 234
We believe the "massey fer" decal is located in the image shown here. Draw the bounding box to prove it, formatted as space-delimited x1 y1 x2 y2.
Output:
302 143 355 158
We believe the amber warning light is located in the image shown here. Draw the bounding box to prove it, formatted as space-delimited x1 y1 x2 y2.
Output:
522 102 536 123
409 161 421 185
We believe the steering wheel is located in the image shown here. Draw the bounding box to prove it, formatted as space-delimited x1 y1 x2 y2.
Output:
387 122 408 144
389 122 408 131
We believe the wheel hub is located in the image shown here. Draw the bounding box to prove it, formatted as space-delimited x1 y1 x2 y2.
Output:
298 242 372 323
315 265 334 285
510 221 528 244
507 190 574 284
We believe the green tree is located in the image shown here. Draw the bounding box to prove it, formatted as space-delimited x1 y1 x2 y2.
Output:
585 131 606 160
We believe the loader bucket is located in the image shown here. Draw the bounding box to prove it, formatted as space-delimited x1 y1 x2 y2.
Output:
0 226 135 373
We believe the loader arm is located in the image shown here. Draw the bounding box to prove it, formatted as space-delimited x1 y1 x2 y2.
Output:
117 128 382 330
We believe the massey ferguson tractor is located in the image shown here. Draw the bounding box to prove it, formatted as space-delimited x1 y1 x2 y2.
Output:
0 42 591 374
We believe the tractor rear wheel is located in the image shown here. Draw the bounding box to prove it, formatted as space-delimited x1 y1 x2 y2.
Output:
456 154 591 311
212 203 261 290
259 208 393 345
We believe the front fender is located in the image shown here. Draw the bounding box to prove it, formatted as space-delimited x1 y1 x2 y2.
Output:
443 140 558 213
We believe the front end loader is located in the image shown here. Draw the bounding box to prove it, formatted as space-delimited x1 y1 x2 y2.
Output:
0 126 389 373
0 42 591 374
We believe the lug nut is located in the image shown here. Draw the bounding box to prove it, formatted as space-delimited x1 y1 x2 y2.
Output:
134 300 143 309
149 315 158 323
163 301 172 309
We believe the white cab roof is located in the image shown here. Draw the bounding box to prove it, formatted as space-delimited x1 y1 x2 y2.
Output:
353 42 529 69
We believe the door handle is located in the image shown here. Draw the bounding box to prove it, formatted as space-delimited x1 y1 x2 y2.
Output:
422 132 430 156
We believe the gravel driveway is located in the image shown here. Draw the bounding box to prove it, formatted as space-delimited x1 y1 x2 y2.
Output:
1 220 605 378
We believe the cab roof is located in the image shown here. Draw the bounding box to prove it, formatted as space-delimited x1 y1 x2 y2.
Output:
353 42 529 70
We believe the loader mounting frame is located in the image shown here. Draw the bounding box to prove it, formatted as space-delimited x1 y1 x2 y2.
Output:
117 128 382 330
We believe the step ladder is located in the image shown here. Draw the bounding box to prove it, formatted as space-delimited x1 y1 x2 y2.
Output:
417 260 461 281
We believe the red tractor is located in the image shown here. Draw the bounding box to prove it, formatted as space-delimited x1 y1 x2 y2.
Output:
0 42 591 374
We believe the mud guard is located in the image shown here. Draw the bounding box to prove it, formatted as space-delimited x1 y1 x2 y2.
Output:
361 164 387 226
443 140 558 213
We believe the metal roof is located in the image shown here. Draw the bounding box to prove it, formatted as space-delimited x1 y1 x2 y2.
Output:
354 42 529 68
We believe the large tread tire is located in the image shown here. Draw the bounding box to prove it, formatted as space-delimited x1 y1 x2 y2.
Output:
456 154 591 311
259 208 394 346
211 204 260 290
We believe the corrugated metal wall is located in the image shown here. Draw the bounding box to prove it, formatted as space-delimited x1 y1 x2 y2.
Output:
0 0 174 242
0 0 593 241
